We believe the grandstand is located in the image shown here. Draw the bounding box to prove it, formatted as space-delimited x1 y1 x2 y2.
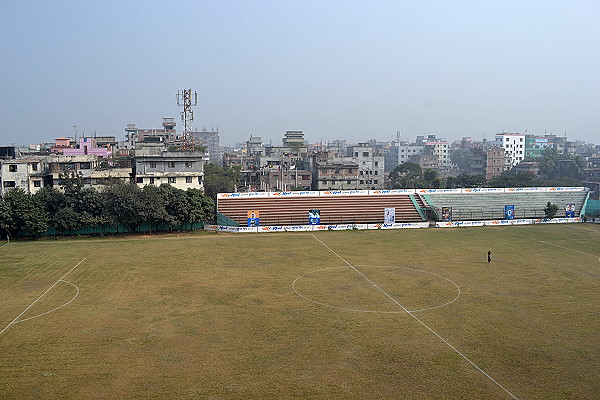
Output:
216 187 589 228
217 192 424 226
425 188 588 221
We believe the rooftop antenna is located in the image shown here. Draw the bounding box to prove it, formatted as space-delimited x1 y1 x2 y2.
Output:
73 125 79 142
176 89 198 151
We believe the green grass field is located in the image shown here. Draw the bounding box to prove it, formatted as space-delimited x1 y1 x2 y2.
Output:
1 224 599 399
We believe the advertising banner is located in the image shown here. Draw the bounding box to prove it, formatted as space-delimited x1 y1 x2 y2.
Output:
247 210 260 227
504 205 515 220
565 204 575 218
384 208 396 224
308 209 321 225
441 207 452 222
370 189 416 195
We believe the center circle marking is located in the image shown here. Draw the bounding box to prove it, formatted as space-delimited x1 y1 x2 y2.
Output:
292 265 460 313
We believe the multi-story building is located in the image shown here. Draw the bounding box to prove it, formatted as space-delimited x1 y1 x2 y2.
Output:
347 143 385 189
47 154 131 190
191 129 221 165
259 165 312 191
495 133 525 166
313 161 359 190
133 144 205 191
246 136 265 156
425 140 450 168
397 142 425 165
486 147 509 179
0 156 49 195
63 137 112 159
124 118 177 150
265 131 309 156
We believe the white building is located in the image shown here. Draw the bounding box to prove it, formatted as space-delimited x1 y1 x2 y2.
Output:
345 143 385 189
0 156 48 195
495 133 525 166
133 144 205 191
397 143 425 165
425 141 450 167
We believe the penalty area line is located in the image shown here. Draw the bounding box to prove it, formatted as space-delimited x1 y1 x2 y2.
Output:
310 234 520 400
0 258 86 337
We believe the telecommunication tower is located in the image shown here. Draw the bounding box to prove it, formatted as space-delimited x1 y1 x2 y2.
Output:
176 89 198 151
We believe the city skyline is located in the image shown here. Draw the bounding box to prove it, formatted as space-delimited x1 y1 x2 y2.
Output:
1 1 598 147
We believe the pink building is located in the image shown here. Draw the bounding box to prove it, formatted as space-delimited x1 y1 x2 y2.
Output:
52 137 71 153
63 137 112 159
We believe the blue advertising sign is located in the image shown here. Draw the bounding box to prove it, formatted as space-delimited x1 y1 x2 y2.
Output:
247 210 260 227
504 205 515 220
308 209 321 225
565 204 575 218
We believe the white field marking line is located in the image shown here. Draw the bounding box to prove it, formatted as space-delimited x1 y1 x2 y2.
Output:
540 241 600 259
13 280 79 324
292 265 461 313
0 258 85 337
0 241 11 249
310 234 520 400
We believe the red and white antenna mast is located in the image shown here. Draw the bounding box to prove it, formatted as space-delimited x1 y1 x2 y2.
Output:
176 89 198 151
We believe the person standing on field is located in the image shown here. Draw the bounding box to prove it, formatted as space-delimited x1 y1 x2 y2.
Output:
487 250 492 263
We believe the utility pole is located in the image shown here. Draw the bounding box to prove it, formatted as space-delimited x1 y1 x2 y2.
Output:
176 89 198 151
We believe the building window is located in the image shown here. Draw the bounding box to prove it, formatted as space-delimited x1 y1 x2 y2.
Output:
9 165 17 172
185 161 192 168
374 161 378 166
3 181 15 188
198 176 203 184
186 176 192 183
359 170 363 175
354 152 358 157
374 171 378 175
168 177 176 184
150 162 157 168
136 177 143 183
168 161 175 168
80 162 91 169
33 180 41 187
363 152 369 157
347 180 352 184
360 180 364 184
31 163 38 171
374 180 378 184
150 177 155 185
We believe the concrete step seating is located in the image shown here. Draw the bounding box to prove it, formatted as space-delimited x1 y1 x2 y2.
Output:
218 195 424 226
426 192 587 221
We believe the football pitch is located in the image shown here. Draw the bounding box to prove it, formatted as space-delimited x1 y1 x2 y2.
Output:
1 224 599 399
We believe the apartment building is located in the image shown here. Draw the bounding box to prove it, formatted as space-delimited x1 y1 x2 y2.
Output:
133 144 205 191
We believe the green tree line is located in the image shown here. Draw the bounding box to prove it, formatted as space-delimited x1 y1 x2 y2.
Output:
389 162 583 190
0 175 215 239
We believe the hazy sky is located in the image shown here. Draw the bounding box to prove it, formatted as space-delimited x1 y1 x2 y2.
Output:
1 1 599 147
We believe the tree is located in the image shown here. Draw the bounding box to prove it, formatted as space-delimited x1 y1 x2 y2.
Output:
102 182 144 233
186 188 216 225
0 197 14 239
544 202 559 219
140 185 171 232
423 169 442 188
3 189 49 237
203 163 241 199
389 162 423 188
53 206 82 233
449 149 472 172
488 172 542 188
159 184 190 230
446 173 487 188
